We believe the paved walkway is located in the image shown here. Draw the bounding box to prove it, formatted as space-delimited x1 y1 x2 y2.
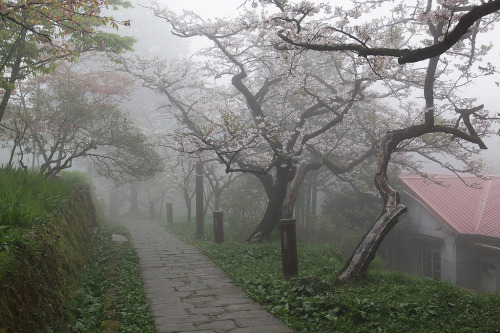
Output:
120 217 293 333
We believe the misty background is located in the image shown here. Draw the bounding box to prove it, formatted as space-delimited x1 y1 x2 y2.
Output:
1 0 499 253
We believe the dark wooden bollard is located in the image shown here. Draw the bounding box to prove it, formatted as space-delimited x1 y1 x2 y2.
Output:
166 203 173 227
280 218 298 280
213 211 224 244
149 201 155 220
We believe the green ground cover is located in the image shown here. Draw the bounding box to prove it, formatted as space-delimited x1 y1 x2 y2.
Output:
67 220 156 333
162 219 500 333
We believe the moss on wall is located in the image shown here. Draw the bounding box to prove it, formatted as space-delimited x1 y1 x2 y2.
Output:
0 184 101 333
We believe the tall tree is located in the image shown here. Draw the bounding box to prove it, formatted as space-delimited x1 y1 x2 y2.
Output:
117 7 390 239
118 49 383 241
0 0 135 123
168 156 197 224
254 0 499 281
124 2 485 242
1 61 162 182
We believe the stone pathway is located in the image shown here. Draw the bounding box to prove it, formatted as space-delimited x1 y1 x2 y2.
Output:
120 217 293 333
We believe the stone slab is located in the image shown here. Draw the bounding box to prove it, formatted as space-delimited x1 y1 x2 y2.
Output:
120 216 294 333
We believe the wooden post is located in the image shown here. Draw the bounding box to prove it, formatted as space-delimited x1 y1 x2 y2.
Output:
196 162 204 239
167 203 173 227
213 211 224 244
280 218 298 280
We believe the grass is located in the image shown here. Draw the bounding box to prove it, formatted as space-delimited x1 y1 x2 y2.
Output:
0 167 88 229
0 169 97 332
161 218 500 333
0 168 92 260
66 220 156 333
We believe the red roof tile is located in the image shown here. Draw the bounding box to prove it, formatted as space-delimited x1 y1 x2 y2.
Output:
399 174 500 238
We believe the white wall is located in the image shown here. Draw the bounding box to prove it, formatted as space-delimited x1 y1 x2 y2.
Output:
404 192 457 284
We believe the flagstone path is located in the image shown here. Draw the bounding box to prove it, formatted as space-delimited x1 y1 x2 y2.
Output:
120 216 294 333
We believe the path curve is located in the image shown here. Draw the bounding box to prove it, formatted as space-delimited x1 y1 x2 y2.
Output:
121 217 294 333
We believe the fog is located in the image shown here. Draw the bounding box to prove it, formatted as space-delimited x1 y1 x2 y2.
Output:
1 0 500 296
95 1 500 294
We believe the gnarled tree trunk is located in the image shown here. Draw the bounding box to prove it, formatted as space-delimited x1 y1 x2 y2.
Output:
336 52 488 282
336 131 407 282
247 166 294 242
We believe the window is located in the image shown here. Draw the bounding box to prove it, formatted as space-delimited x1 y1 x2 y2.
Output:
481 256 497 293
481 261 497 279
422 244 441 280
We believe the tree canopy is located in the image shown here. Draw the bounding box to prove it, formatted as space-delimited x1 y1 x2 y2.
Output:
250 0 499 281
142 0 500 281
0 0 135 123
1 60 162 182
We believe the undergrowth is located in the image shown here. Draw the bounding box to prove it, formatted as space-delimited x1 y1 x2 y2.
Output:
66 226 110 332
67 220 156 333
163 219 500 333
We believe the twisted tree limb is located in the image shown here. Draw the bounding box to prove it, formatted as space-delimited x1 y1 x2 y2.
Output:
277 0 500 64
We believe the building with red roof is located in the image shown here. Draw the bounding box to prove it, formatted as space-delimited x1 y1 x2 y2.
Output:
386 174 500 293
